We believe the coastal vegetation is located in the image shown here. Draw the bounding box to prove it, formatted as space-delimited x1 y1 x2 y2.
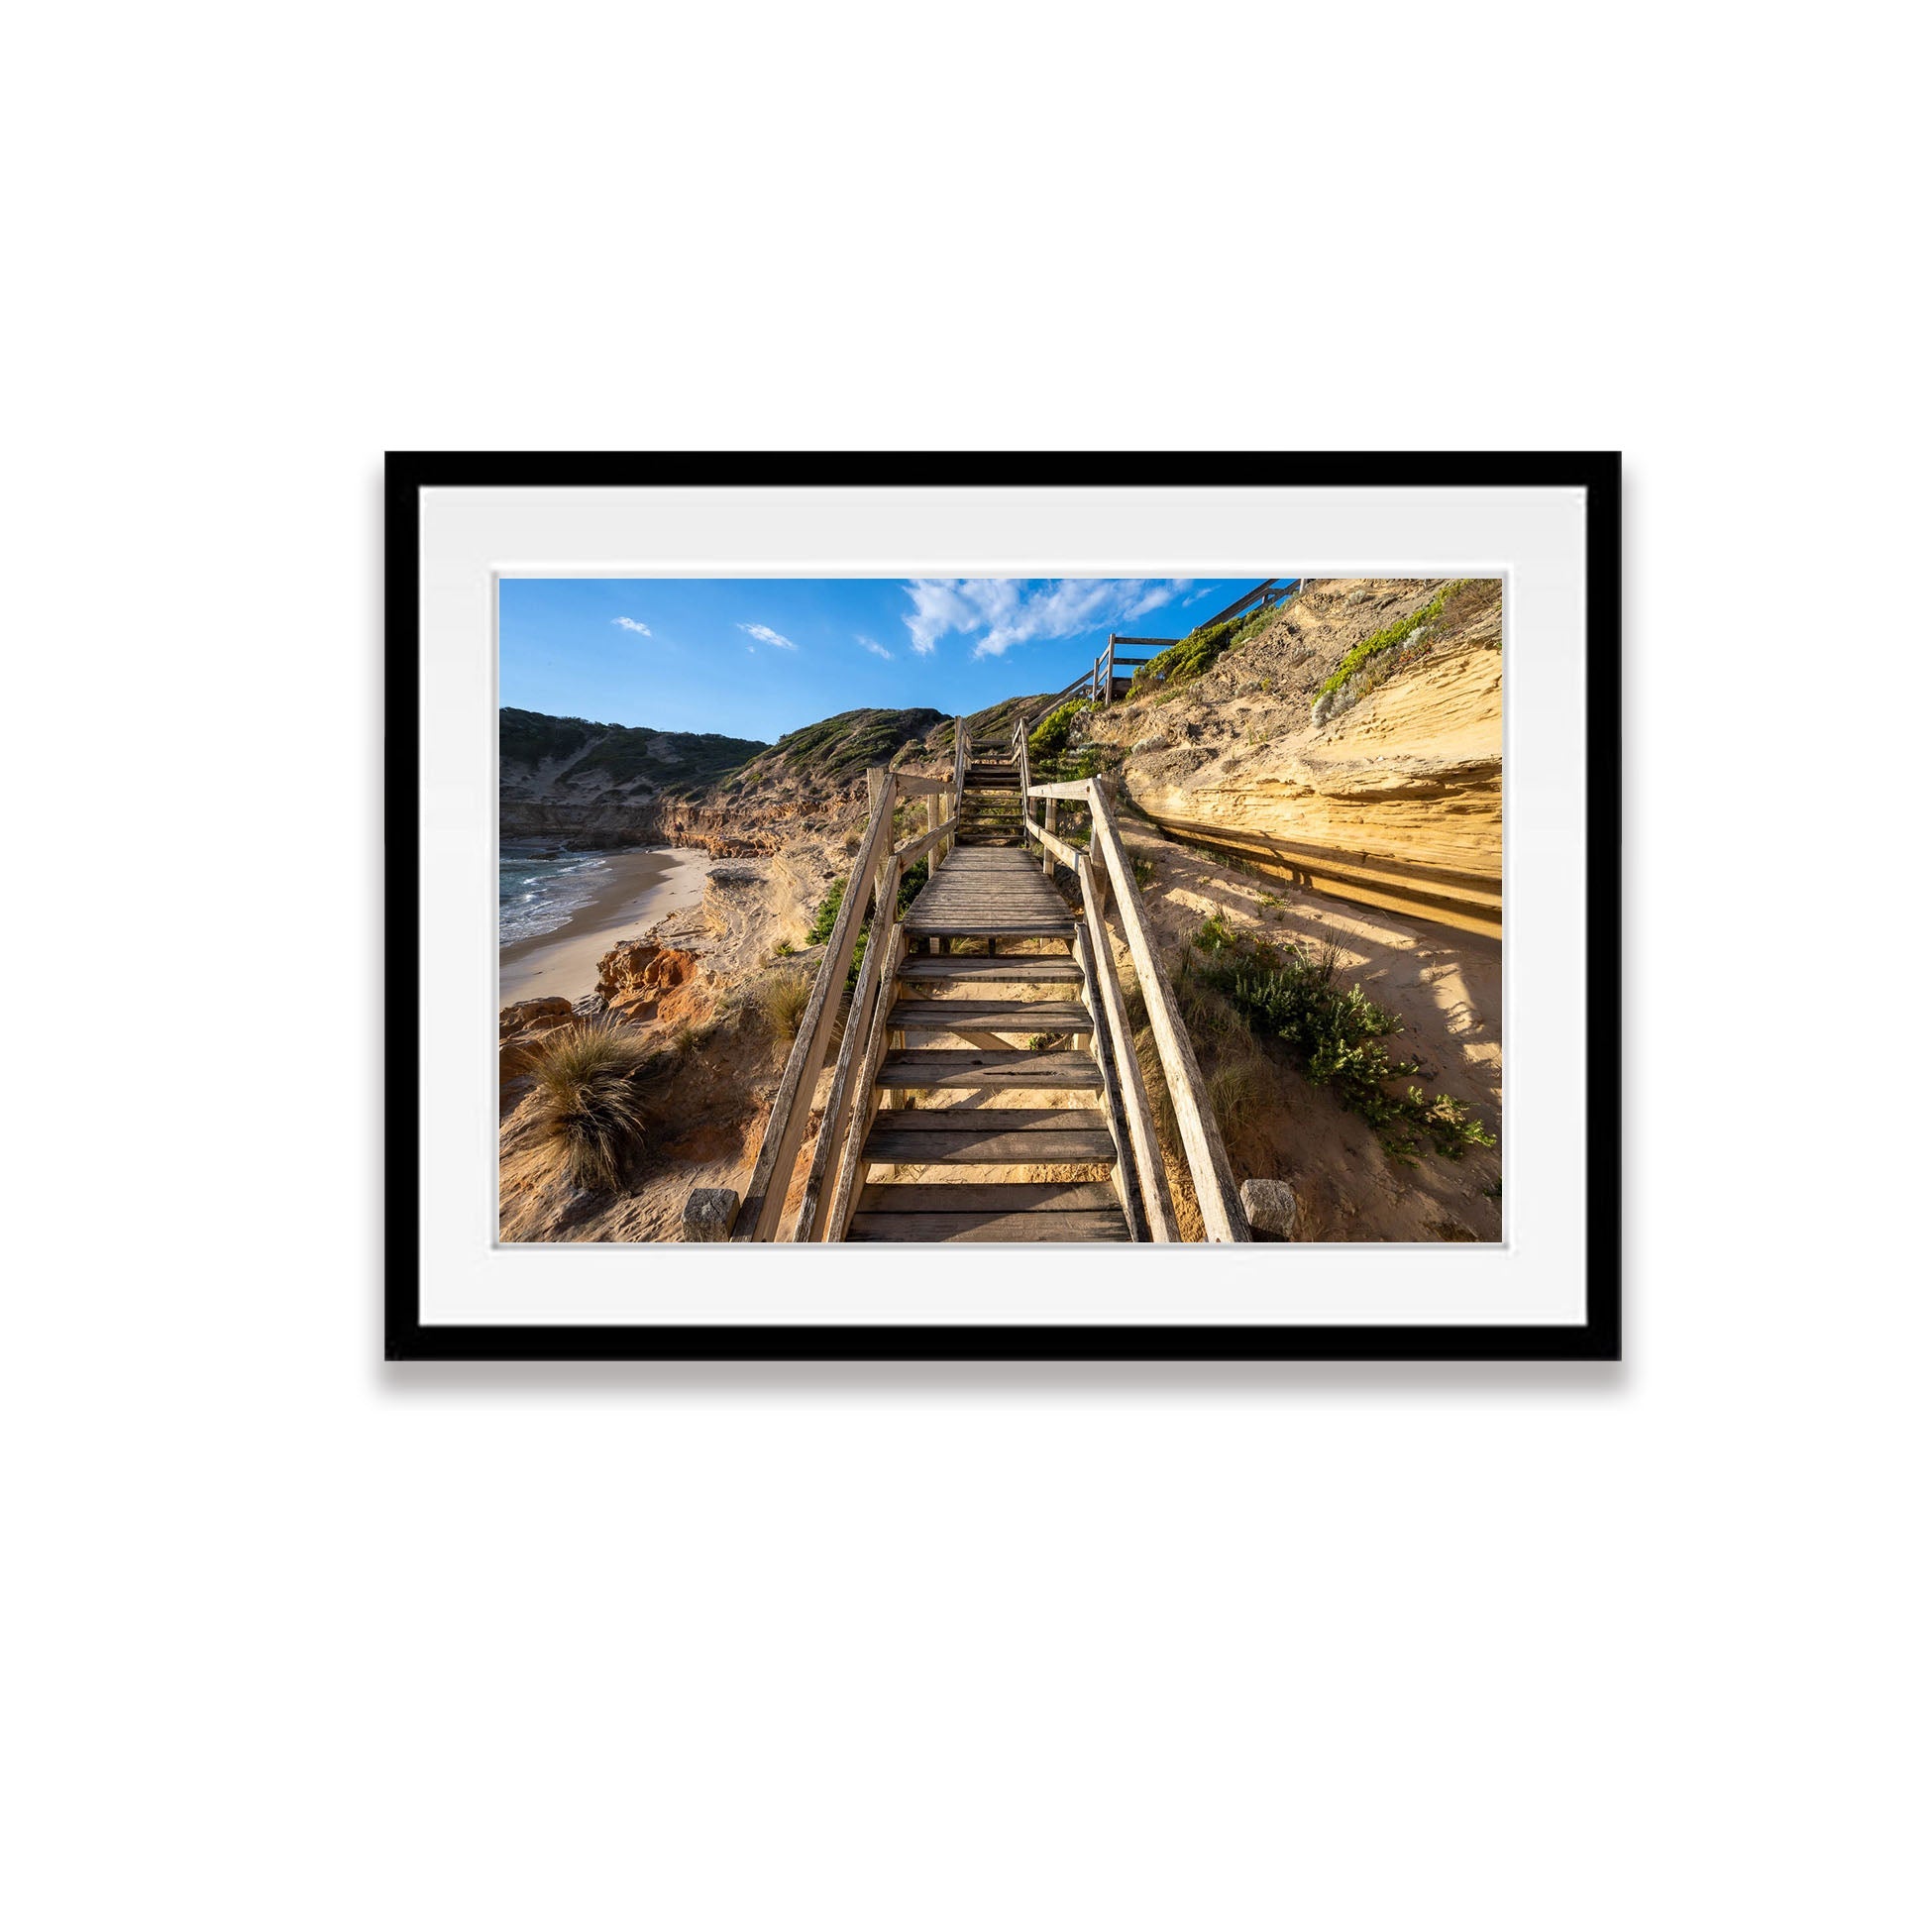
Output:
1187 914 1493 1164
499 706 602 767
1026 698 1089 762
557 726 767 794
764 707 943 786
805 856 929 988
1312 579 1489 718
500 706 767 795
757 968 812 1039
526 1018 667 1190
1128 604 1275 699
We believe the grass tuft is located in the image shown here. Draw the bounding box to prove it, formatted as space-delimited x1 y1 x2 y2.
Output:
527 1019 660 1191
1209 1058 1267 1139
758 969 812 1040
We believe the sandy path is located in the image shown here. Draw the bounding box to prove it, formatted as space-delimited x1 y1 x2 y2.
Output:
499 848 708 1005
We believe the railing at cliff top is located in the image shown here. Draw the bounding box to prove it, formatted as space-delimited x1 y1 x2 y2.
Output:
1029 578 1317 724
716 722 968 1241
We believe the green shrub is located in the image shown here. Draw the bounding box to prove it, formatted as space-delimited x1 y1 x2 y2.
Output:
1191 920 1494 1164
805 879 845 946
1129 604 1275 698
1314 581 1467 705
1027 698 1090 762
806 857 928 992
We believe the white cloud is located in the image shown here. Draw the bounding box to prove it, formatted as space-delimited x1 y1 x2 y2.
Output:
1182 584 1220 606
900 578 1191 659
857 634 893 660
738 623 798 651
611 616 653 636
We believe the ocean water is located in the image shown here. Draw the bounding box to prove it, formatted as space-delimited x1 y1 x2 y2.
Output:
498 848 611 948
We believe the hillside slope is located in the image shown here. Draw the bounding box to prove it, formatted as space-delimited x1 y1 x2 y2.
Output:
1085 580 1502 934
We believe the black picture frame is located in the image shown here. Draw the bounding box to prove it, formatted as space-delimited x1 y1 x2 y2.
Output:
385 451 1620 1362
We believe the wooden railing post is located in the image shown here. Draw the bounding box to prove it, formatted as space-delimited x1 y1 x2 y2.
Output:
824 923 908 1239
1104 635 1115 706
1085 777 1249 1241
733 777 899 1240
1076 853 1176 1241
794 851 899 1241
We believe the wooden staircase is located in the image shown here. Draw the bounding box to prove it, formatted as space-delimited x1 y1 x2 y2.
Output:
846 745 1135 1241
706 713 1249 1244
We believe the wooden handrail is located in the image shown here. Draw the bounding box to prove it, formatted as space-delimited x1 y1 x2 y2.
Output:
944 714 967 865
1077 854 1176 1240
732 780 898 1239
1016 670 1095 739
793 852 900 1241
1082 779 1247 1239
893 812 960 873
822 921 908 1239
1015 766 1248 1242
1072 914 1143 1241
1023 810 1083 874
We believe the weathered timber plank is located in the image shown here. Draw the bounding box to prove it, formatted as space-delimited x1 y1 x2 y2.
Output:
1088 783 1248 1241
792 852 898 1240
1072 914 1142 1241
897 957 1083 985
889 1001 1090 1030
876 1050 1101 1090
734 781 896 1240
862 1127 1117 1164
906 923 1076 940
846 1210 1129 1242
1023 816 1084 870
1078 854 1176 1242
856 1182 1121 1214
890 816 959 870
859 1106 1111 1133
822 923 907 1240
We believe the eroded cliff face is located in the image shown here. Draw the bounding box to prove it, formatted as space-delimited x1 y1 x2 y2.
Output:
1088 580 1503 935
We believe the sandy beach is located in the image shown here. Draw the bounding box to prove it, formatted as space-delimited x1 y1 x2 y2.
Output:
499 847 708 1006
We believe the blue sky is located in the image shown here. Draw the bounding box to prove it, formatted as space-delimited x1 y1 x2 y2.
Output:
498 577 1244 744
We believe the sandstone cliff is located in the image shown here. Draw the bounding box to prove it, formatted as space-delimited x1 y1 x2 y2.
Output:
1085 581 1503 935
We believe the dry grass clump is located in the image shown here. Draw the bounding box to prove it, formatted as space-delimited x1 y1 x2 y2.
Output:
758 968 813 1039
528 1018 660 1191
1209 1056 1267 1139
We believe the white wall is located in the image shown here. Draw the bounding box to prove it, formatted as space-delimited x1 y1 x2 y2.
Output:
5 5 1921 1927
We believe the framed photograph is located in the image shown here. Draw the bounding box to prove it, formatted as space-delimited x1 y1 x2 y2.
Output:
387 452 1618 1360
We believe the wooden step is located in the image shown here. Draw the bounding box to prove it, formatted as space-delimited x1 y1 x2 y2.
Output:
877 1049 1101 1091
890 1000 1090 1033
858 1182 1119 1213
906 915 1073 935
848 1187 1130 1242
897 956 1084 987
861 1108 1116 1165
